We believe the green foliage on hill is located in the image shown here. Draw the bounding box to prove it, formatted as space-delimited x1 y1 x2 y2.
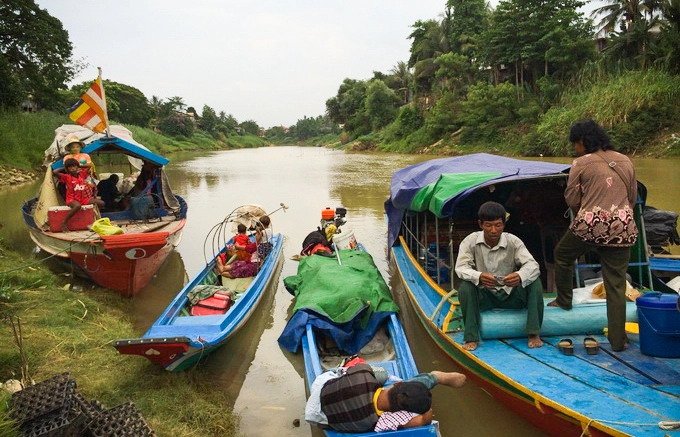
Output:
0 110 268 170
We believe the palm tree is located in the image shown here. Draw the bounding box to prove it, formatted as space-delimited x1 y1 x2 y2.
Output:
389 61 413 103
166 96 186 112
592 0 664 36
593 0 663 66
408 18 451 96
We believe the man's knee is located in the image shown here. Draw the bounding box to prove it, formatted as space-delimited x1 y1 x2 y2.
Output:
526 278 544 294
457 280 477 299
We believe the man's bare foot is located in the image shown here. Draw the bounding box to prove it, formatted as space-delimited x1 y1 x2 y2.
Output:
462 341 478 351
528 334 544 348
431 370 466 388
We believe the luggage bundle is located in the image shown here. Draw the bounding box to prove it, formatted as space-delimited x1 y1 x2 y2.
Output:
190 291 232 316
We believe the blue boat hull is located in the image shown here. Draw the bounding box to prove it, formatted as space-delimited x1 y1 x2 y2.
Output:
114 233 283 371
392 240 680 437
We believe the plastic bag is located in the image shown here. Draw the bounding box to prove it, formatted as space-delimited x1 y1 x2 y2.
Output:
91 217 124 236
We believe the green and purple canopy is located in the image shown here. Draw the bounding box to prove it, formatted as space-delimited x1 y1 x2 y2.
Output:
385 153 571 249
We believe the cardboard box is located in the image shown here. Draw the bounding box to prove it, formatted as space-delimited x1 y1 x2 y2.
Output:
48 205 95 232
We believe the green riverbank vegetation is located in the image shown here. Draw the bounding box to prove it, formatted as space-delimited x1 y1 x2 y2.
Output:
0 109 268 171
315 0 680 157
4 1 680 164
0 240 239 437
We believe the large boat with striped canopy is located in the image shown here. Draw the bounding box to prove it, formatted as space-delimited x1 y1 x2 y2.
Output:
386 153 680 437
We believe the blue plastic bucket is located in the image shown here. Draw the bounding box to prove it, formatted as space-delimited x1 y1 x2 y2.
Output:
635 292 680 358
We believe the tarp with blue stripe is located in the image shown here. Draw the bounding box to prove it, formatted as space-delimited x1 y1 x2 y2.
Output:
278 249 399 354
385 153 571 249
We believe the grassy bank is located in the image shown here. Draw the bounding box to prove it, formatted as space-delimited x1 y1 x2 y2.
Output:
0 110 269 171
0 241 239 437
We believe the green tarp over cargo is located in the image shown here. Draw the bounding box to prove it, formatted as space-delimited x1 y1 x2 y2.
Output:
283 250 399 325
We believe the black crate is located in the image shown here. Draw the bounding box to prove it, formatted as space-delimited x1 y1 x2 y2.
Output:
85 402 156 437
9 373 76 424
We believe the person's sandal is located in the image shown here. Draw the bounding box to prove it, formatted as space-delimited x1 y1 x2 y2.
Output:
584 336 599 355
557 338 574 356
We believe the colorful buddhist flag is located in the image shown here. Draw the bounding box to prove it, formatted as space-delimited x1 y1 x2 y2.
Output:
68 71 108 133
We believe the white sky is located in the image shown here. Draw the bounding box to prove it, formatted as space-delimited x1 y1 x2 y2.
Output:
38 1 602 129
37 1 451 128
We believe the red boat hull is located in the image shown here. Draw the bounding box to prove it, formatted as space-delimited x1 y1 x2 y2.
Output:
69 231 176 297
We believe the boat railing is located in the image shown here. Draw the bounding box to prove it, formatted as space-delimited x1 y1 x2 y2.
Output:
401 218 454 289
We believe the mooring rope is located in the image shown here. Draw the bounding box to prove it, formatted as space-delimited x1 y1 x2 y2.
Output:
580 418 680 436
0 232 99 276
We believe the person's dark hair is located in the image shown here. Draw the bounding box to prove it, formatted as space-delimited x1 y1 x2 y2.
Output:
568 119 613 153
260 215 270 227
478 201 506 223
108 174 119 183
64 158 79 168
387 381 432 414
237 223 247 233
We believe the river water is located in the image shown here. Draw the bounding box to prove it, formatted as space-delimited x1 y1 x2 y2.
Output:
2 147 679 437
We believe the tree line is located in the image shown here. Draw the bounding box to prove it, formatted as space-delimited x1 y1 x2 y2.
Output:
2 0 680 153
323 0 680 155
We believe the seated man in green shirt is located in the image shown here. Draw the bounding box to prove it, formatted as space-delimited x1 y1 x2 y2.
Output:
454 201 545 351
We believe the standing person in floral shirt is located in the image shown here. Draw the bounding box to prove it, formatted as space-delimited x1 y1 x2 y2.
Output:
549 119 638 352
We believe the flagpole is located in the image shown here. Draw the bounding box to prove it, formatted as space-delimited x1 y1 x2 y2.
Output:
98 67 111 137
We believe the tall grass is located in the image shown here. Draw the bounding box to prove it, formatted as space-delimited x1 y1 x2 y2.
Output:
0 111 69 169
530 69 680 156
0 239 239 436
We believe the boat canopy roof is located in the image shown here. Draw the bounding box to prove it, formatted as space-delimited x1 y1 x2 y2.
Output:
51 136 168 171
385 153 571 248
46 124 169 170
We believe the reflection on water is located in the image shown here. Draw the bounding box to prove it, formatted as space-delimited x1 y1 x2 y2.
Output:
2 149 679 437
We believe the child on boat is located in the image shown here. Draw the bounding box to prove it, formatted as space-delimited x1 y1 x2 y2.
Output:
214 223 258 278
54 158 104 232
256 215 273 260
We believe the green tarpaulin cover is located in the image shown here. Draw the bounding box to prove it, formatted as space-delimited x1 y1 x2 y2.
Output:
410 171 501 216
284 250 399 326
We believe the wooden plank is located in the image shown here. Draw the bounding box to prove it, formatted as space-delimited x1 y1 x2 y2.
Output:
475 337 679 423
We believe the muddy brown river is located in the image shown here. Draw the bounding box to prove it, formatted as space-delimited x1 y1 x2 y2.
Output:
3 147 679 436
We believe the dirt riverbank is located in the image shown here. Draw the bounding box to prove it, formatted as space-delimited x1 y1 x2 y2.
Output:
0 165 36 187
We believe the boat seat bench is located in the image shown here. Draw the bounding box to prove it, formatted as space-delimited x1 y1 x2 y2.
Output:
172 315 225 326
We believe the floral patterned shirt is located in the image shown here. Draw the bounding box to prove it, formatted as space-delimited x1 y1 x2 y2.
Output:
566 150 638 247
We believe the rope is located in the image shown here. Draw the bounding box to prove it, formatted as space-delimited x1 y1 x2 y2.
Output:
579 418 680 436
0 232 100 276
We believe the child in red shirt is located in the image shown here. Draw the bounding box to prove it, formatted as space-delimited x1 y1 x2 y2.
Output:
55 158 104 232
214 223 258 278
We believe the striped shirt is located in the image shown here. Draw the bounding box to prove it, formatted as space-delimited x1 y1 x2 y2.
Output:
320 364 380 432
